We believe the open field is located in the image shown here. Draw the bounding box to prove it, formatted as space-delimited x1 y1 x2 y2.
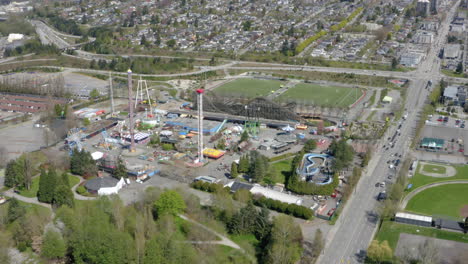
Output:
213 78 284 98
406 164 468 192
405 184 468 218
422 163 447 174
277 83 363 107
268 158 293 184
375 221 468 251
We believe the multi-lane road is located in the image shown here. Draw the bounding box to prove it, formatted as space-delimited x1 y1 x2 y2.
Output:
318 1 460 263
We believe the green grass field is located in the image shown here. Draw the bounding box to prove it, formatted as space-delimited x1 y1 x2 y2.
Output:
267 158 293 184
19 174 81 198
277 83 363 107
405 184 468 218
375 221 468 251
406 164 468 193
422 164 446 174
214 78 284 98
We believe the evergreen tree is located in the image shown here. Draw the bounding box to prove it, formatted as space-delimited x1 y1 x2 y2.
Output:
61 172 70 187
238 155 249 173
230 162 238 178
53 185 75 208
113 158 127 179
38 168 58 203
7 197 25 223
240 130 249 142
4 159 23 188
252 156 266 182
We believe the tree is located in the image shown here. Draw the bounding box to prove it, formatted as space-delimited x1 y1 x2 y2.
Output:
41 230 66 260
228 202 259 234
166 39 176 48
242 20 252 31
4 159 23 188
303 139 317 153
0 146 7 168
113 158 128 179
311 229 324 258
216 138 226 150
89 88 100 98
391 57 398 70
61 172 70 187
53 185 75 208
37 168 58 203
252 156 266 182
150 134 160 146
19 154 32 190
418 239 439 264
265 215 303 264
230 162 238 178
240 130 249 143
361 150 371 167
238 155 249 173
140 34 149 47
367 240 392 263
456 62 463 74
7 197 25 223
154 190 186 217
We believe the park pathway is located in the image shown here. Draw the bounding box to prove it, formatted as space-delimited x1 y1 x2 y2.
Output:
71 177 97 201
400 180 468 209
3 189 51 210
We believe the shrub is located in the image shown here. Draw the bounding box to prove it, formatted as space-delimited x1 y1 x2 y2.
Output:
76 185 86 195
253 197 313 220
161 144 174 151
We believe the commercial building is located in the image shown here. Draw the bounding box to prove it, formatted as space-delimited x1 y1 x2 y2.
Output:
84 177 126 195
444 44 461 59
430 0 437 13
419 137 444 151
416 0 430 17
400 52 424 67
395 212 433 227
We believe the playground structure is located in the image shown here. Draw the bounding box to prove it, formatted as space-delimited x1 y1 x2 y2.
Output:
296 153 333 185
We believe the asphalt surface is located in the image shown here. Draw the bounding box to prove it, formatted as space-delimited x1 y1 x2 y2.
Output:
318 2 461 263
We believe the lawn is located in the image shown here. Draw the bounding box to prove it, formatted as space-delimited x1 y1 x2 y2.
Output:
405 184 468 218
276 83 363 108
267 158 293 184
214 78 284 98
406 164 468 193
19 174 81 198
421 163 446 174
375 221 468 251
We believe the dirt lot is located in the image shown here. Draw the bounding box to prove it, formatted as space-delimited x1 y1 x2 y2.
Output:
395 233 468 264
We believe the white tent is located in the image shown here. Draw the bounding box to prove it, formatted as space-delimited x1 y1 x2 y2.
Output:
282 125 294 132
91 151 104 160
160 130 173 136
250 185 303 205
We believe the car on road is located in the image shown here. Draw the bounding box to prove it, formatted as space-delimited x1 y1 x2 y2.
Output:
461 124 465 129
377 191 387 201
327 208 336 216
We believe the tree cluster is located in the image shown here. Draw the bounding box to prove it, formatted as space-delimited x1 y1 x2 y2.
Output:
49 16 83 35
4 39 60 57
190 181 225 193
37 168 74 208
4 154 33 190
70 149 98 178
329 139 354 171
367 240 393 263
237 151 270 182
88 56 194 74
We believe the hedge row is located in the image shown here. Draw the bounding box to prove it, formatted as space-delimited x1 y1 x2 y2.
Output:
190 181 226 193
253 196 313 220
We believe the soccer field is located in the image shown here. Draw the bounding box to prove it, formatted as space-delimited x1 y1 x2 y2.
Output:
277 83 363 108
213 78 284 98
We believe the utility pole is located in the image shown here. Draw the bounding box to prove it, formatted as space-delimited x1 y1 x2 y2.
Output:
127 69 135 152
109 72 114 114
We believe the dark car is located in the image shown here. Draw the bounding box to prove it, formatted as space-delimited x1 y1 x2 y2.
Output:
377 191 387 201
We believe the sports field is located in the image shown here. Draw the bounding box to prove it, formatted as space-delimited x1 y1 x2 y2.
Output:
422 164 446 174
277 83 363 107
405 184 468 218
213 79 284 98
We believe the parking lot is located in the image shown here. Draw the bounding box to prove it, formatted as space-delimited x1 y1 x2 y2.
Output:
426 115 467 130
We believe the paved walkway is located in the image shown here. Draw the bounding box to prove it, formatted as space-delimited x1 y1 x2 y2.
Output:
418 161 457 178
179 215 242 250
3 189 51 210
71 177 97 201
401 180 468 209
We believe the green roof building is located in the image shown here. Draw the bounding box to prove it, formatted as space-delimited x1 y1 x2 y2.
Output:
420 137 444 150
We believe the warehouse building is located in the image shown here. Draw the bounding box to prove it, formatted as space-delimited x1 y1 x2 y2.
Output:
395 212 433 227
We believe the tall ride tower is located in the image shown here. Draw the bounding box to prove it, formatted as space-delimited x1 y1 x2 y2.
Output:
196 89 205 163
127 69 135 152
